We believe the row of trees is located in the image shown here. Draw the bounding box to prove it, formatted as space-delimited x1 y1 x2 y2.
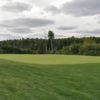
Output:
0 31 100 56
61 43 100 56
0 30 55 54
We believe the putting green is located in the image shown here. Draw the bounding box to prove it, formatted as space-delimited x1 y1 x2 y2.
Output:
0 54 100 64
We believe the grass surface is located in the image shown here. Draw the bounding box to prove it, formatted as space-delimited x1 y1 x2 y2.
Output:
0 55 100 100
0 54 100 64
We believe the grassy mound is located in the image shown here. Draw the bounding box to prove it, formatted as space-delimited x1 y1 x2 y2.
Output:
0 54 100 64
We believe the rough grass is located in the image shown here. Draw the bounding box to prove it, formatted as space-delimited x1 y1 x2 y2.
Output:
0 58 100 100
0 54 100 64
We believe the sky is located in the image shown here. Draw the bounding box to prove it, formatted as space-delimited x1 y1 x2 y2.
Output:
0 0 100 40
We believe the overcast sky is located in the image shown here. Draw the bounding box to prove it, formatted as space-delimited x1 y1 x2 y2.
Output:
0 0 100 40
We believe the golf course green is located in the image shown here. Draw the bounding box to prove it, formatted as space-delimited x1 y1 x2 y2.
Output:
0 54 100 64
0 54 100 100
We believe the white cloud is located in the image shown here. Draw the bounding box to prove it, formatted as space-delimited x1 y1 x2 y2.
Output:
0 0 100 40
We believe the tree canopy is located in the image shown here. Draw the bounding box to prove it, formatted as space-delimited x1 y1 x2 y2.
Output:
0 36 100 56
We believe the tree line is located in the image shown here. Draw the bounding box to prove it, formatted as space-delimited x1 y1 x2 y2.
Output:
0 31 100 56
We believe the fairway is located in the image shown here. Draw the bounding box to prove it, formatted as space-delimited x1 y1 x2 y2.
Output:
0 55 100 100
0 54 100 64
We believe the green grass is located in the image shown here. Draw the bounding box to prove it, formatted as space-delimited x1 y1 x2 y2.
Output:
0 54 100 64
0 55 100 100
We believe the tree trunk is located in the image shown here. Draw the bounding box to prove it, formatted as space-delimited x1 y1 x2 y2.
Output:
51 39 53 52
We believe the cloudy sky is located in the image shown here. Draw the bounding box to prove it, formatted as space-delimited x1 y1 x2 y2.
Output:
0 0 100 40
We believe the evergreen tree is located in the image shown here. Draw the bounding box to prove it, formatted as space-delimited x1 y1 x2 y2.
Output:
48 30 54 52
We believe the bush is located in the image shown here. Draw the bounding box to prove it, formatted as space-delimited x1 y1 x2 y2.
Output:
61 44 80 54
79 44 100 56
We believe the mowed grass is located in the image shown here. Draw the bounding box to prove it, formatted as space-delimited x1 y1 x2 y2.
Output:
0 54 100 64
0 55 100 100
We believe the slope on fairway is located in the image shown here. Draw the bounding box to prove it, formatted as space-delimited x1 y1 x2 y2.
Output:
0 59 100 100
0 54 100 64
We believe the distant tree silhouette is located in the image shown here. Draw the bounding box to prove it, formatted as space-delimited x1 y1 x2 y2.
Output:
48 30 54 52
